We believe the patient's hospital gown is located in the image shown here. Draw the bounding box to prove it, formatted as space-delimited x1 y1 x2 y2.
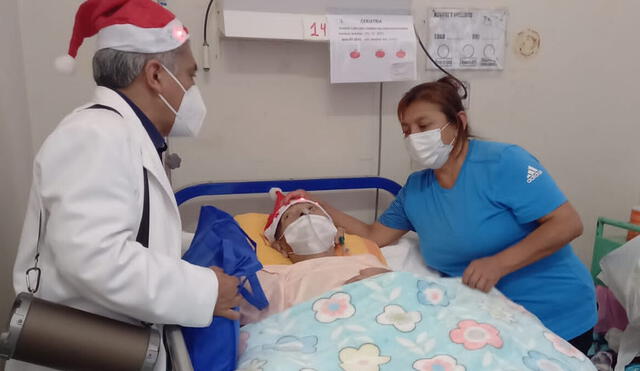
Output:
240 254 387 324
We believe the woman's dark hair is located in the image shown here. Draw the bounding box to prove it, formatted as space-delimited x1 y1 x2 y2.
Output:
397 76 471 146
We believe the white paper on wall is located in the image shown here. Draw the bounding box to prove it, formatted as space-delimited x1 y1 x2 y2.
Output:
328 14 417 84
427 8 507 71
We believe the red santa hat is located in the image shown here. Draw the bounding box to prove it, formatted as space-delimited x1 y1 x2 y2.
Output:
263 188 328 243
55 0 190 74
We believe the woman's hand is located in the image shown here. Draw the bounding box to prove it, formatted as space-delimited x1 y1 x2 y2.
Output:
344 267 392 285
462 256 508 293
462 203 583 294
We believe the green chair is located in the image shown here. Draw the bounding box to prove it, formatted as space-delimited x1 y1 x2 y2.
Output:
591 217 640 286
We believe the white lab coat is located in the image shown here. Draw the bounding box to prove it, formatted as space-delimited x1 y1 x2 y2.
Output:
7 87 217 371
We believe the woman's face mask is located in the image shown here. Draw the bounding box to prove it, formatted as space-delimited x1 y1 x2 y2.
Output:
282 214 338 256
158 64 207 137
404 123 456 169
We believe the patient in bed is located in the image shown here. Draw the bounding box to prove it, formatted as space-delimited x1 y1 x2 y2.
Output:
239 190 390 324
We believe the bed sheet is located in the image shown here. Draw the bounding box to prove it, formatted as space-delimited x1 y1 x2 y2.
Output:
237 271 595 371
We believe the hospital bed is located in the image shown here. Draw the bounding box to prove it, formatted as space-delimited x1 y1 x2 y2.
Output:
174 176 440 278
169 177 596 371
174 177 402 206
590 217 640 285
170 176 423 371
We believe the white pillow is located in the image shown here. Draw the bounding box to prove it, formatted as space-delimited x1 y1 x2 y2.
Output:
381 232 441 278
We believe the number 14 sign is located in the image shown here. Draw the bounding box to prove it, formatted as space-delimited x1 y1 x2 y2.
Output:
303 15 328 41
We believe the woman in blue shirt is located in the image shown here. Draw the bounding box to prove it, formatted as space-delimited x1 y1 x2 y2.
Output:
285 77 597 353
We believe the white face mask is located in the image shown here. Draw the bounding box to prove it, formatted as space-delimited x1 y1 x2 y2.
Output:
404 123 456 169
158 65 207 137
283 214 338 256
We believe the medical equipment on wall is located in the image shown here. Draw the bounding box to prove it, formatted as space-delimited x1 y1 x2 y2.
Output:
202 0 214 70
207 0 468 94
0 293 160 371
215 0 411 41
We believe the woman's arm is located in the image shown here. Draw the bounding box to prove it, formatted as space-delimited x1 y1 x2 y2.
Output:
462 202 583 292
283 190 408 247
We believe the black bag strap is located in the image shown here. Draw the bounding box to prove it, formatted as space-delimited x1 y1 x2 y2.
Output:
26 104 151 294
85 104 149 248
25 212 42 293
87 104 122 117
136 169 161 363
136 169 150 248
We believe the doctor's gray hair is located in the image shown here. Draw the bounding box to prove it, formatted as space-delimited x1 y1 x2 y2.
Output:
92 48 178 90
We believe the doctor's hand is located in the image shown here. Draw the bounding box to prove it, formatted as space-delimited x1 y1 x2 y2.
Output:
210 267 242 320
462 256 508 293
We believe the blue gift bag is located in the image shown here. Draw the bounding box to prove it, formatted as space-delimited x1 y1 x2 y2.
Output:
181 206 268 371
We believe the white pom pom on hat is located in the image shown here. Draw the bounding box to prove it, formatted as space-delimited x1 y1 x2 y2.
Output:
54 55 77 74
269 187 283 200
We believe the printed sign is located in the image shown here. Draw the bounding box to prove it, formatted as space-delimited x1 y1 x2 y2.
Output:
427 9 507 70
328 14 417 83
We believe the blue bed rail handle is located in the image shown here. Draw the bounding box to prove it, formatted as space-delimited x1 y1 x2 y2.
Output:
175 177 402 206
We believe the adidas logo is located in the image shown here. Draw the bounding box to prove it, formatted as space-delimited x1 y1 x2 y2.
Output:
527 166 543 184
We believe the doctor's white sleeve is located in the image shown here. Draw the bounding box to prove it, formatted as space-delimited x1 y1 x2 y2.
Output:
37 113 217 327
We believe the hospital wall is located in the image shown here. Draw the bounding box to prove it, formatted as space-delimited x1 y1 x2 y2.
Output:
0 0 33 368
1 0 640 341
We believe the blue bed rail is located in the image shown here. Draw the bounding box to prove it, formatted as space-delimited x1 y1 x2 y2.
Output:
175 177 402 206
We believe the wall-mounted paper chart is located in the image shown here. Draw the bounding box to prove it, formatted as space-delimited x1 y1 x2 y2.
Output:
427 8 507 70
328 14 417 83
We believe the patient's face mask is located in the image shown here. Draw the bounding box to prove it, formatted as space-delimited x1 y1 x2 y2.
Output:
404 123 455 169
158 64 207 137
283 213 338 256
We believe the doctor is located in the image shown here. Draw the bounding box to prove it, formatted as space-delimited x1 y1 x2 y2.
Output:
9 1 239 370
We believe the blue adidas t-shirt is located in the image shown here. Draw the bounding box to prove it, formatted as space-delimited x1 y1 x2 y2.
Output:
380 140 596 339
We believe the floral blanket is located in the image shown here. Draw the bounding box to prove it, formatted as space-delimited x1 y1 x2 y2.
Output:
236 272 595 371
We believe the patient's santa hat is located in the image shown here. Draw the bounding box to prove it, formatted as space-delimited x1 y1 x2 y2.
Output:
55 0 190 74
263 188 323 242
